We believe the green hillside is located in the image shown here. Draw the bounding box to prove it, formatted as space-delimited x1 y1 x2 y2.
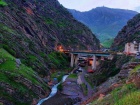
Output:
68 7 137 42
0 48 49 104
102 38 114 48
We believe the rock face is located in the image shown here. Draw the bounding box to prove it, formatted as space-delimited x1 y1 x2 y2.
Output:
0 0 100 75
68 7 137 42
117 62 140 79
0 48 51 105
111 14 140 51
0 0 100 104
82 62 140 105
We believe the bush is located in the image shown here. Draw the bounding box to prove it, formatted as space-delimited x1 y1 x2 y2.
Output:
57 83 63 91
2 44 16 56
0 0 7 6
48 52 69 69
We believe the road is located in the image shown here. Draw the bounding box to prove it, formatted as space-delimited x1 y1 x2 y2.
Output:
79 67 93 98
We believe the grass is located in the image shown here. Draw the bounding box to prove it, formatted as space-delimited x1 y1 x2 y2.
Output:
45 18 53 25
85 76 94 88
0 0 7 6
81 83 88 96
0 58 42 86
0 48 49 104
130 65 140 75
51 72 65 82
48 52 69 69
0 23 14 34
101 38 114 48
68 74 77 79
0 48 15 60
91 83 139 105
114 91 140 105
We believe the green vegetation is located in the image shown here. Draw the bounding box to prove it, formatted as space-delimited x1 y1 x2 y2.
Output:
91 63 140 105
91 84 139 105
68 74 77 79
118 31 140 51
86 55 132 88
0 48 15 60
112 84 138 105
51 72 65 82
0 48 48 104
0 0 7 6
130 65 140 75
48 52 69 69
85 76 94 88
0 23 14 34
69 7 137 43
114 91 140 105
2 44 16 56
57 21 66 28
0 48 47 86
45 18 53 25
57 83 63 91
101 38 114 48
81 83 88 96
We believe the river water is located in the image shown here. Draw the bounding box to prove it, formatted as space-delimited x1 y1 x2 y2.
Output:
37 75 69 105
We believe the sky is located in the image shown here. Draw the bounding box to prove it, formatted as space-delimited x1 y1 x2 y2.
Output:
58 0 140 12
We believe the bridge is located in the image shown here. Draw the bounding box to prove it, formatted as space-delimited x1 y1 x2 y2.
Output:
67 51 113 70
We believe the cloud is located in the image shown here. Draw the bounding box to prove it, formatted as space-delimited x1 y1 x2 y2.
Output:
58 0 140 12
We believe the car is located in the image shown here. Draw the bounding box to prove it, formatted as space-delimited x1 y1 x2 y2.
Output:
73 67 83 73
77 67 83 72
87 69 95 73
78 63 86 67
73 70 79 74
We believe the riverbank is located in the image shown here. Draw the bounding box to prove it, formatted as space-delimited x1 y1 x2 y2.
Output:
40 67 94 105
41 92 74 105
42 78 82 105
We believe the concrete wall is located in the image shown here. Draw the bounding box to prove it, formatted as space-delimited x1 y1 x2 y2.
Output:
124 43 140 54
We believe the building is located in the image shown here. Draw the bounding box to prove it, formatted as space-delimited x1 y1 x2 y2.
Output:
124 41 140 54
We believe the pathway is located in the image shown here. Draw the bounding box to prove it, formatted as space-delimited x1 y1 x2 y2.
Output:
79 67 93 98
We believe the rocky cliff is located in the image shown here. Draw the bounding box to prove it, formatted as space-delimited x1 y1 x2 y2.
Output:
112 13 140 51
0 48 50 105
0 0 99 75
68 7 137 43
86 62 140 105
0 0 100 104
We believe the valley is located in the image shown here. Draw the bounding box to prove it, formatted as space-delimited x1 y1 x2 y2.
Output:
0 0 140 105
68 7 138 47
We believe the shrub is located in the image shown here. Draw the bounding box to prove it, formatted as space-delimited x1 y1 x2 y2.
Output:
0 0 7 6
45 18 53 25
48 52 69 69
2 44 16 56
57 83 63 91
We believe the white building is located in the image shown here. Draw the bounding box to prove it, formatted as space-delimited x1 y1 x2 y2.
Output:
124 41 140 54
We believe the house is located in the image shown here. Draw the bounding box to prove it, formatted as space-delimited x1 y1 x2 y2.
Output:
124 41 140 54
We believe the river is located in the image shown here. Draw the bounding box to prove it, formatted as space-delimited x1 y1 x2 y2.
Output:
37 75 69 105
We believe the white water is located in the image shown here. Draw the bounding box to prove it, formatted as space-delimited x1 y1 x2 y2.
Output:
37 75 69 105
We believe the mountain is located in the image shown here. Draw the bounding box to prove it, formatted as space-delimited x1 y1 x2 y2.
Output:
0 0 100 75
111 13 140 51
0 0 100 104
68 7 138 43
135 6 140 13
